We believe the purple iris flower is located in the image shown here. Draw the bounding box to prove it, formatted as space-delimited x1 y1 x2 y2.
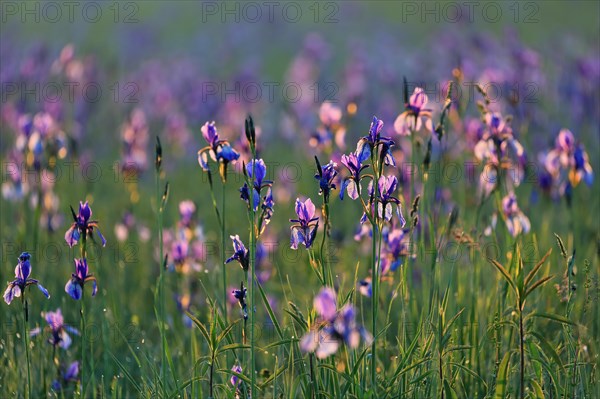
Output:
314 158 338 202
376 175 403 222
501 193 530 237
30 308 79 349
259 187 275 232
394 87 434 136
65 258 97 300
230 364 243 387
64 201 106 248
232 282 248 320
290 198 319 250
240 159 271 211
51 361 79 392
197 121 240 171
4 252 49 304
300 287 371 359
356 116 395 165
379 227 408 274
225 235 250 271
339 152 369 200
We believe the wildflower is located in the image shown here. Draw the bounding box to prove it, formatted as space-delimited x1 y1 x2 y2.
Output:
501 193 530 237
571 146 594 186
358 278 372 297
290 198 319 250
258 187 275 234
376 175 404 222
225 235 250 271
230 364 243 387
379 227 408 275
240 159 271 211
232 282 248 320
314 157 338 202
355 116 395 165
197 121 240 180
394 87 434 136
4 252 50 305
339 152 368 200
51 361 79 392
30 308 78 349
65 258 97 300
300 287 371 359
64 201 106 248
178 200 197 229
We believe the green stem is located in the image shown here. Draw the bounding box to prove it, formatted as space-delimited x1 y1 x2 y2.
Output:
22 299 31 399
80 297 86 398
249 155 257 398
319 201 331 287
156 168 167 396
80 232 87 397
370 150 381 395
221 181 227 320
519 308 525 399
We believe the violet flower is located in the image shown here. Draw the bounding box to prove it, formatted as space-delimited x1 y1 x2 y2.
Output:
290 198 319 250
4 252 50 304
225 235 250 271
339 152 368 200
65 258 97 300
394 87 434 136
197 121 240 180
501 193 530 237
355 116 395 166
314 157 338 202
300 287 371 359
64 201 106 248
30 308 78 349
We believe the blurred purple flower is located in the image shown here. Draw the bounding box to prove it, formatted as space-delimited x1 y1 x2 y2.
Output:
501 193 530 237
394 87 434 136
30 308 79 349
300 287 371 359
197 121 240 173
230 364 243 387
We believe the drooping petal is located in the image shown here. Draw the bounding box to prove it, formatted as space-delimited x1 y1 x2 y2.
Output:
394 112 410 136
314 288 337 320
315 331 339 359
3 284 16 304
65 279 82 300
59 330 72 350
290 227 304 250
37 283 50 298
64 361 79 381
347 180 359 200
300 330 318 353
64 225 79 247
96 228 107 247
355 139 371 163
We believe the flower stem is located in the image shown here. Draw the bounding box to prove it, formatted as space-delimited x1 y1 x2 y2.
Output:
370 151 381 396
156 167 167 396
22 299 31 399
248 155 257 397
80 297 86 398
221 181 227 320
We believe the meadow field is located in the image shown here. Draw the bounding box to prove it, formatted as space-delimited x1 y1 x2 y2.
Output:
1 1 599 398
